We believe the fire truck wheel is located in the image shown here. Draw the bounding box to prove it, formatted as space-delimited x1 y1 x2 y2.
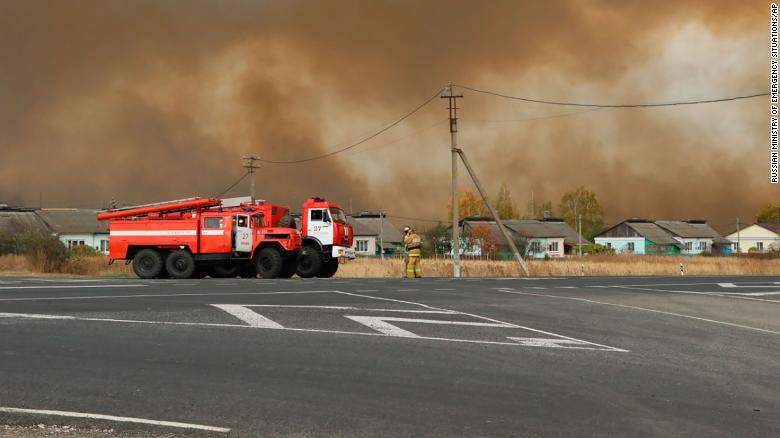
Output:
317 259 339 278
132 249 164 279
255 248 284 278
165 250 196 279
296 247 323 278
278 215 294 228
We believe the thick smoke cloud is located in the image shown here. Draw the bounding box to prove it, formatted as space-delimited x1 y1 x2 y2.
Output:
0 0 768 229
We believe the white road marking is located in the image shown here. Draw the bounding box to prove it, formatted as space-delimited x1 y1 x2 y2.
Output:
225 305 456 314
345 315 517 338
527 287 547 290
210 304 284 328
0 290 336 302
0 407 229 433
555 286 577 289
0 284 147 290
355 289 379 292
497 289 780 335
717 282 780 289
723 291 780 297
0 291 627 351
508 337 605 349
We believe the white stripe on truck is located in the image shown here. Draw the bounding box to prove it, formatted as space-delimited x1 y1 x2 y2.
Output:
109 230 197 236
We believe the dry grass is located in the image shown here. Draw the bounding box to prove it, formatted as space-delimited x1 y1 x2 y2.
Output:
0 255 133 278
336 254 780 277
2 253 780 278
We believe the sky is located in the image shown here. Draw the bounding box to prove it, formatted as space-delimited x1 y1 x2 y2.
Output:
0 0 770 231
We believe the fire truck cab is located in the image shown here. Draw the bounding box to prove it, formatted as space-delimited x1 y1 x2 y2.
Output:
296 197 355 278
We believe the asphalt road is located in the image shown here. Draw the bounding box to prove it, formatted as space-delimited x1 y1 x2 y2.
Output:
0 274 778 437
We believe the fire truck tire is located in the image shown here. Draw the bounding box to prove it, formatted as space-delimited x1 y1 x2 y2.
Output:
278 215 294 228
255 248 284 278
132 249 164 279
210 263 240 278
165 250 196 279
317 258 339 278
296 247 323 278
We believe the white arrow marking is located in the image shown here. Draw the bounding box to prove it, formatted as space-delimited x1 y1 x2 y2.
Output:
508 337 596 349
210 304 284 328
344 315 516 338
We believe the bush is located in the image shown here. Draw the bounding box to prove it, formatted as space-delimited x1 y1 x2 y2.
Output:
15 229 70 272
581 243 612 255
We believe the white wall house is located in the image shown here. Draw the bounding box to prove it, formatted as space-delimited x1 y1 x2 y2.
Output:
36 209 110 254
725 223 780 253
348 213 404 257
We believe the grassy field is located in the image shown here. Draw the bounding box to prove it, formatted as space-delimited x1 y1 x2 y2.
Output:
2 253 780 278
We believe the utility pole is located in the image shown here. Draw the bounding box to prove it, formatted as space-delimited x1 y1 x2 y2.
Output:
455 149 529 276
241 155 260 200
379 209 385 260
736 217 741 255
441 84 463 277
578 213 583 256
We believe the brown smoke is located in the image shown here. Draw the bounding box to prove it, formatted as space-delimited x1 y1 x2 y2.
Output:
0 0 769 230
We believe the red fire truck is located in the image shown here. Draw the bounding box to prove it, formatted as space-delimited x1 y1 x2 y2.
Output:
97 196 354 279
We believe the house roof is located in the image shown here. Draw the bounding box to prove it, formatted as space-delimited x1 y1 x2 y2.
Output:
347 214 404 242
35 209 108 234
624 222 680 245
654 220 728 243
462 218 588 246
756 222 780 234
0 211 50 235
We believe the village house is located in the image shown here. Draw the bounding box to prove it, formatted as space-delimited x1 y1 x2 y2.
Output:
594 219 729 255
453 217 586 259
725 223 780 253
347 212 404 257
35 209 110 254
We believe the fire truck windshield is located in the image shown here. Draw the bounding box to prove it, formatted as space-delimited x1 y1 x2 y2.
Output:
330 208 347 223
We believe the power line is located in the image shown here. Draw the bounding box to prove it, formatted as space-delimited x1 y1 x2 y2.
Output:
215 172 249 198
386 214 450 223
257 87 445 164
455 84 769 108
464 108 601 124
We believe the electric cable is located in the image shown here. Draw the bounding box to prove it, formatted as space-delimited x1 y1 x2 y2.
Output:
215 172 249 198
455 84 769 108
256 87 445 164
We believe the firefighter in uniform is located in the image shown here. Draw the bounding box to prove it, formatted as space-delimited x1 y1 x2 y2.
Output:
403 226 422 278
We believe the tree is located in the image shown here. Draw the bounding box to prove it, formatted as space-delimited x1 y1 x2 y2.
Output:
446 190 489 221
523 199 553 219
558 186 605 240
755 203 780 223
494 183 518 220
469 223 499 258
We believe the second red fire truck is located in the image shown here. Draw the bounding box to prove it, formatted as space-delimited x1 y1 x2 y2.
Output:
96 196 354 279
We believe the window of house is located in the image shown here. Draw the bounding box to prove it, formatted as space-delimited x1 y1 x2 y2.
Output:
605 242 612 249
204 217 223 229
548 241 559 252
626 242 635 252
356 240 369 252
685 242 692 251
757 242 764 251
698 241 708 251
529 241 542 253
100 239 108 252
68 240 85 248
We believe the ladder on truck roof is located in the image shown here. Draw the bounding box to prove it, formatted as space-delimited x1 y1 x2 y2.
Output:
96 197 222 221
